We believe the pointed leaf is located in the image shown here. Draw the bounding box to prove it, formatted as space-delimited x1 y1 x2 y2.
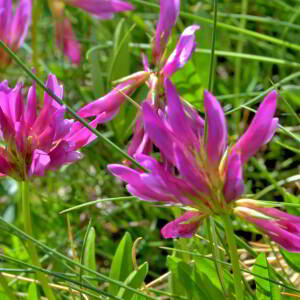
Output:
83 226 96 272
117 262 148 300
253 253 271 295
108 232 133 295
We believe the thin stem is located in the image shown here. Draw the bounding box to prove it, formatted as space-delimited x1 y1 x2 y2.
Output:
0 40 147 172
0 272 17 300
21 181 56 300
32 0 39 77
234 0 248 134
208 0 218 92
222 214 244 300
205 0 218 143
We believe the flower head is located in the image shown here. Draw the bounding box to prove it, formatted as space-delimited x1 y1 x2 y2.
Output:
153 0 180 63
0 75 102 180
78 0 199 158
0 0 31 67
109 79 278 239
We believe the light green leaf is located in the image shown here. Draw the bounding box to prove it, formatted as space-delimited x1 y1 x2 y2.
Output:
107 18 132 85
83 226 96 272
168 256 209 300
280 249 300 273
108 232 133 295
28 282 38 300
253 253 271 296
117 262 148 300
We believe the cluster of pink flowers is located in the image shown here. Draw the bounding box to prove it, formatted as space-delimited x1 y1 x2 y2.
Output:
0 0 133 66
0 75 103 180
77 0 300 252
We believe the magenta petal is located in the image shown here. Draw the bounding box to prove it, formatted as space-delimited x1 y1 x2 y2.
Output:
56 18 80 64
108 164 141 183
9 0 31 49
165 79 197 147
70 0 134 18
29 149 50 177
232 90 277 164
224 152 244 202
0 0 12 41
0 80 11 93
161 211 203 238
255 207 300 226
163 25 200 77
204 91 227 164
25 84 37 128
174 145 209 194
108 164 177 203
49 141 82 169
66 114 104 150
143 102 176 163
155 0 180 59
127 120 152 157
264 118 278 145
135 154 197 205
0 105 14 139
44 74 64 106
78 82 132 118
8 83 24 124
247 217 300 253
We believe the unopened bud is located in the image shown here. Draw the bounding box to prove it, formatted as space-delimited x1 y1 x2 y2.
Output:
234 207 273 220
235 199 279 209
112 71 150 86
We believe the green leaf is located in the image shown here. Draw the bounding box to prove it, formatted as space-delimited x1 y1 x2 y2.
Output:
28 283 39 300
280 249 300 273
83 226 96 272
117 262 148 300
107 18 131 85
253 253 271 296
0 291 9 300
88 46 105 98
268 265 281 300
168 256 210 300
194 256 232 291
108 232 133 295
193 270 225 300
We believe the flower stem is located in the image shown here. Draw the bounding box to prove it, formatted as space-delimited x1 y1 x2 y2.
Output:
21 181 56 300
208 0 218 92
32 0 39 77
222 214 244 300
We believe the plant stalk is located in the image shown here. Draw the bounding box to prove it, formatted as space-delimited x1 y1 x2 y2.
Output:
222 214 244 300
32 0 39 77
21 181 56 300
